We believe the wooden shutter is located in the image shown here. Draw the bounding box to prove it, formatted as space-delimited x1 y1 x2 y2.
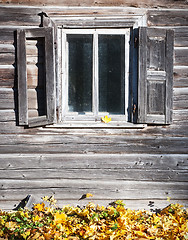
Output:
138 27 174 124
17 28 56 127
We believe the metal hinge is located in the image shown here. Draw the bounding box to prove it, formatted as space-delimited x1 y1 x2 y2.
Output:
134 37 139 48
133 104 137 114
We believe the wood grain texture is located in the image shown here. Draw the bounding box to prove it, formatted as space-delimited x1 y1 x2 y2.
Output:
0 67 14 87
0 6 188 211
0 0 187 8
148 10 188 27
17 29 28 125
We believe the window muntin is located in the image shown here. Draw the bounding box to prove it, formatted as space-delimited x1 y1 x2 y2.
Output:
61 29 130 121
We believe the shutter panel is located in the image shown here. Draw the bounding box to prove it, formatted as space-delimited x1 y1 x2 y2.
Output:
17 29 28 125
138 27 174 124
17 28 56 127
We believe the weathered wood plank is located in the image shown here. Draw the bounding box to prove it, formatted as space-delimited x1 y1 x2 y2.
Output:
175 48 188 66
0 67 15 87
0 1 187 8
0 153 187 170
0 168 187 182
0 53 15 65
0 88 15 109
0 133 188 145
173 99 188 110
0 120 187 136
1 179 187 200
0 44 15 53
173 66 188 88
0 135 187 153
1 199 188 212
0 7 41 26
174 27 188 47
0 110 16 121
173 110 188 123
0 29 15 44
27 89 46 110
27 64 45 88
148 10 188 26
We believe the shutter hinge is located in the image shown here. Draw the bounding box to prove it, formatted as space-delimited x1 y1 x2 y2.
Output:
134 37 138 48
133 104 137 114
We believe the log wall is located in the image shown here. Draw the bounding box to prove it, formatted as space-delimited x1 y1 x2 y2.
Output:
0 4 188 210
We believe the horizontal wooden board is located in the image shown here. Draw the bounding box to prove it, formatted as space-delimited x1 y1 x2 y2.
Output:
0 168 187 182
175 48 188 66
0 110 16 121
1 199 188 212
0 1 187 8
0 52 15 65
0 120 188 136
173 99 188 110
0 67 15 87
148 10 188 26
0 134 187 154
0 179 187 200
174 27 188 47
0 44 15 53
173 66 188 88
173 110 188 123
0 28 15 44
27 64 45 88
0 7 41 26
0 153 187 170
46 7 146 16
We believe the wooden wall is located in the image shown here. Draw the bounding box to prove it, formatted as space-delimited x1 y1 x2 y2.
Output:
0 0 187 8
0 5 188 211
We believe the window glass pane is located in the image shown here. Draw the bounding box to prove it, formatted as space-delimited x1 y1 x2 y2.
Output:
68 35 93 113
99 35 125 114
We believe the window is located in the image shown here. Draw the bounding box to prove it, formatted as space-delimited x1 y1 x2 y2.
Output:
17 26 174 127
61 29 130 122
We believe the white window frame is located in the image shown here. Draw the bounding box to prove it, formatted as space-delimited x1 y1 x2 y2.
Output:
60 28 131 122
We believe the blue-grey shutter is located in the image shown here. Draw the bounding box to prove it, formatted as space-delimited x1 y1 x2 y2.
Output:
137 27 174 124
17 28 56 127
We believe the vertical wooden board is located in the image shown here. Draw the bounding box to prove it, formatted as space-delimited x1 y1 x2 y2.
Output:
17 29 28 125
45 28 56 124
137 27 147 123
165 29 174 124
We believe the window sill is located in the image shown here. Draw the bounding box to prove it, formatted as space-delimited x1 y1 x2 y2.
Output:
45 121 147 129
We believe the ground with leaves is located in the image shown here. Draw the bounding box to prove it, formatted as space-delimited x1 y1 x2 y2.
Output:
0 197 187 240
